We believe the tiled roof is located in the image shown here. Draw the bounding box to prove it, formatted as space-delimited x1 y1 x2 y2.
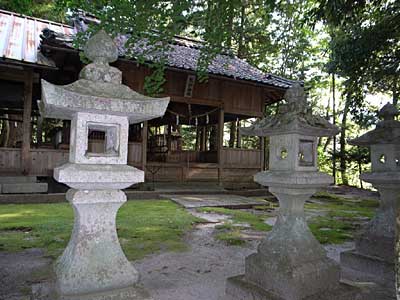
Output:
143 40 296 89
0 9 297 89
0 10 75 66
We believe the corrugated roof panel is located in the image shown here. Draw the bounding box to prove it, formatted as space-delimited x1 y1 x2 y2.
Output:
0 11 75 66
5 15 24 61
24 18 36 62
0 13 11 57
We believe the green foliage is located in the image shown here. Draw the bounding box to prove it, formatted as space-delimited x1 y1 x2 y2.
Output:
313 0 399 108
0 200 202 260
0 0 67 22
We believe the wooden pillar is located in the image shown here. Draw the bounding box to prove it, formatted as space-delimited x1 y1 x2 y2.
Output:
236 119 241 148
37 115 44 146
260 136 265 171
217 108 224 185
201 126 207 151
21 70 33 175
141 121 148 172
167 124 172 152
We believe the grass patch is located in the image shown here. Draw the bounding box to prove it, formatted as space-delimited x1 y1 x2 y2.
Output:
307 192 378 244
215 230 246 246
308 216 355 244
0 200 202 260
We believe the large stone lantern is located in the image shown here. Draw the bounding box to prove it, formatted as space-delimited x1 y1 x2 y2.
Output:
341 103 399 294
226 84 359 299
36 31 169 300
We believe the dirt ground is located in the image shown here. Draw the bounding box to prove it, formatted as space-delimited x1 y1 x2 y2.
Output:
0 186 388 300
0 210 355 300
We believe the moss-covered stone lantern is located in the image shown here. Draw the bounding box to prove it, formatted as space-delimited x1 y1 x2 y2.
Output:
226 84 359 300
341 103 400 295
33 30 169 300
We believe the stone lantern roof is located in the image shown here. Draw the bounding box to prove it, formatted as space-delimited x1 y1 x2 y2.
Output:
40 30 169 124
240 84 339 137
350 103 400 146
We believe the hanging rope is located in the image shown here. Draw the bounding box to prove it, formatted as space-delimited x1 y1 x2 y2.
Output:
166 107 219 119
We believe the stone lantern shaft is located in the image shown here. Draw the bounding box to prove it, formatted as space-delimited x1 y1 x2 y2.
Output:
34 30 169 300
226 84 359 300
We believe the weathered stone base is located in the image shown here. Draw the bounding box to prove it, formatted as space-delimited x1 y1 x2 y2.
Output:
340 250 394 288
355 233 394 261
245 252 340 299
225 275 362 300
32 281 153 300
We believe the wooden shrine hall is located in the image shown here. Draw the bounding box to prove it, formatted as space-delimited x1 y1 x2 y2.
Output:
0 9 296 188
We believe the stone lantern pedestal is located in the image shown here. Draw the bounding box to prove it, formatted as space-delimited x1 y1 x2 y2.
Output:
225 85 360 300
32 31 169 300
341 103 399 298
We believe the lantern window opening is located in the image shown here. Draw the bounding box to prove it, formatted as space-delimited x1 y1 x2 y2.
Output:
279 148 288 160
298 139 315 167
85 122 120 157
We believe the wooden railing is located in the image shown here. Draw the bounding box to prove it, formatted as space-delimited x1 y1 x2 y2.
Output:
0 141 143 175
0 147 69 175
0 146 260 176
221 148 261 168
165 151 217 163
87 140 142 165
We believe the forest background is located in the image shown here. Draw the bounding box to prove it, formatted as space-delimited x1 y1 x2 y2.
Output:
1 0 399 188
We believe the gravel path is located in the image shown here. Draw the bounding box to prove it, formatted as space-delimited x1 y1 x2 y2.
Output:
134 211 355 300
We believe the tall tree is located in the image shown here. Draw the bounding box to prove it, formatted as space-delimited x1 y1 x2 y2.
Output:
0 0 67 22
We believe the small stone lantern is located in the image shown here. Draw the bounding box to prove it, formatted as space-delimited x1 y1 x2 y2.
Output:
226 84 359 299
35 31 169 300
341 103 400 293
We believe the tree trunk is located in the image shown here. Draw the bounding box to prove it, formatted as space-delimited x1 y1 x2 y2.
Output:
332 73 337 184
237 4 246 58
393 86 398 106
357 147 363 189
339 98 350 185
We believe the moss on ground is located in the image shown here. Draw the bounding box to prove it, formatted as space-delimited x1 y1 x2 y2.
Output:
197 207 272 231
197 207 272 245
0 200 202 260
198 192 378 246
215 230 246 246
307 192 378 244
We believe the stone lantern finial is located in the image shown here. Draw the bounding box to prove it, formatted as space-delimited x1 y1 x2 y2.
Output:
283 83 307 113
378 102 398 121
79 30 122 84
84 29 119 64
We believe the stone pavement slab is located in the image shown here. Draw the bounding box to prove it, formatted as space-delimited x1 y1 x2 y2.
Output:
163 194 267 208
